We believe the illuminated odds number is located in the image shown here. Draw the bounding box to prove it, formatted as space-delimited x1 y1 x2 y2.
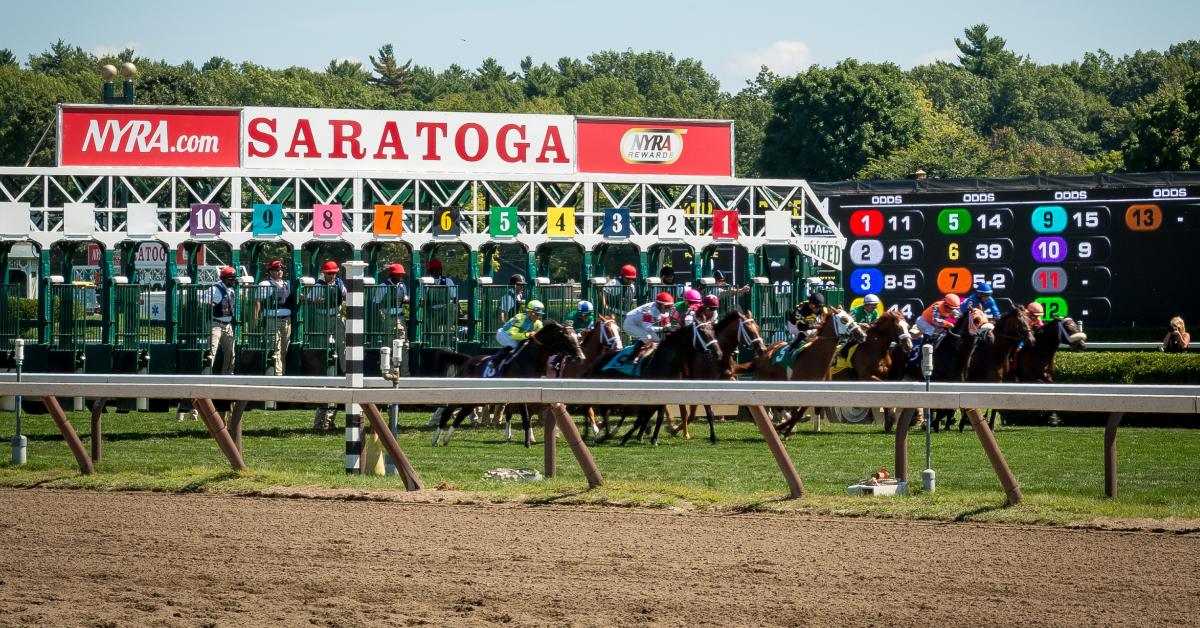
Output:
885 211 923 235
884 240 923 263
311 204 342 236
1069 208 1107 231
1125 204 1162 232
849 240 884 266
1035 296 1068 320
936 267 972 295
373 204 404 236
547 206 575 238
1031 206 1067 233
1069 236 1111 262
972 271 1010 291
974 242 1003 261
973 210 1012 231
602 207 630 238
882 270 922 292
188 203 222 236
1030 236 1067 263
712 209 739 239
432 207 459 236
849 209 883 237
250 203 282 236
937 208 971 235
851 268 883 296
948 242 959 261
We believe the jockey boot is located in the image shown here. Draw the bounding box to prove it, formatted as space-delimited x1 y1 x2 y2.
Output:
632 340 657 364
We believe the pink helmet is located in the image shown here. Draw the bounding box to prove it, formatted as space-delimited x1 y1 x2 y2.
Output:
683 288 702 304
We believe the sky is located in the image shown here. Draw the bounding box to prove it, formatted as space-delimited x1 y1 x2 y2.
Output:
1 0 1197 91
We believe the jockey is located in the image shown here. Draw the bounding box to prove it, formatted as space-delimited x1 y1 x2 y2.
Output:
496 300 545 351
960 281 1001 321
1025 301 1045 330
850 294 882 325
566 300 595 332
686 293 721 325
915 293 961 342
623 292 676 363
786 291 827 350
676 287 703 320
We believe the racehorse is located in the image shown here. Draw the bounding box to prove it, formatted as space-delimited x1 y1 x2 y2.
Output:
431 321 584 446
1013 317 1087 383
829 309 913 429
674 310 767 441
956 305 1035 431
588 321 724 446
889 307 990 432
741 309 864 437
549 315 624 436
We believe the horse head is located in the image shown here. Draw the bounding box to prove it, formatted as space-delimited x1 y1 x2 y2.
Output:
829 308 866 343
584 315 623 354
716 309 766 358
999 305 1035 347
878 307 914 353
535 321 585 361
966 307 992 337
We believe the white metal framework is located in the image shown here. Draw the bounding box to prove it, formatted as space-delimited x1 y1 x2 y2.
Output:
0 167 845 269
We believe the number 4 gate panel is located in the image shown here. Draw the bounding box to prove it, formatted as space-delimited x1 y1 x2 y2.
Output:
830 186 1200 328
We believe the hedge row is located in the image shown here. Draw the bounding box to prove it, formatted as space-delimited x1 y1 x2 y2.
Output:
1053 351 1200 385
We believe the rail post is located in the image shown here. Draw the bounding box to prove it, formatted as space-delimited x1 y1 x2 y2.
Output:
543 405 557 478
41 395 94 474
1104 412 1124 498
344 261 366 474
191 397 248 472
361 403 422 490
89 399 103 462
964 408 1021 505
10 339 26 465
893 408 915 483
748 405 804 499
228 400 249 452
548 403 602 489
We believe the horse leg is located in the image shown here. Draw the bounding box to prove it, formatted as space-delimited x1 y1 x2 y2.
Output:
433 405 452 446
523 404 534 448
503 405 514 442
585 406 601 437
703 404 717 444
650 407 667 446
619 407 648 446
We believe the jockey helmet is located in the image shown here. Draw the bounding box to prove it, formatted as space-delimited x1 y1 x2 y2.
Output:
321 260 339 274
526 300 545 314
619 264 638 279
807 291 825 306
386 263 406 277
266 259 283 271
942 293 962 309
702 294 720 308
577 300 593 313
219 266 236 278
426 259 443 273
1025 302 1045 319
509 273 526 285
863 294 880 306
974 281 993 295
655 291 675 306
683 288 702 304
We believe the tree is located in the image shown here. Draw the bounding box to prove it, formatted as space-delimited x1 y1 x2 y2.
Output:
908 61 993 132
473 58 515 90
0 49 17 68
28 40 94 76
720 67 779 177
369 44 413 97
561 76 646 117
1123 78 1200 171
760 60 924 180
858 95 992 179
955 24 1019 77
325 59 370 81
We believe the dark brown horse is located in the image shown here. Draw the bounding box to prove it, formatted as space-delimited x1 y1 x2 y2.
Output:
675 310 767 441
432 322 584 446
956 306 1035 431
1013 317 1087 383
550 315 623 436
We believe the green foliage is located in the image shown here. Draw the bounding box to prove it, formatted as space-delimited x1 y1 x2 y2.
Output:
955 24 1020 77
760 60 924 180
369 44 414 98
1053 351 1200 384
0 49 16 68
1123 76 1200 171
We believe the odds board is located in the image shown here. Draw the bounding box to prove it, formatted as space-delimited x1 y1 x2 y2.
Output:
829 185 1200 331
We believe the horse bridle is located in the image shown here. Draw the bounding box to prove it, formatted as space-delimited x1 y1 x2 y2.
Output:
598 319 622 351
692 322 720 355
737 317 767 352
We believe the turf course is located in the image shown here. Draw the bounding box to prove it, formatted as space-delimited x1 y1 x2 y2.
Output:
2 407 1198 525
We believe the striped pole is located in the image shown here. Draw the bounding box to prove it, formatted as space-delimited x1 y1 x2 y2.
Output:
344 261 366 474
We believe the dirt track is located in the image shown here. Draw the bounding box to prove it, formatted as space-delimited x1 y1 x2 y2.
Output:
1 490 1198 626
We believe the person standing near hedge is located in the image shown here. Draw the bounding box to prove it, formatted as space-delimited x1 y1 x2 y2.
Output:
1162 317 1190 353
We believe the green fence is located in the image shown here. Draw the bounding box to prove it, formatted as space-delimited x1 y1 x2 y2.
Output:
536 282 579 323
236 284 280 353
1 285 34 351
473 284 510 349
174 284 210 353
48 283 102 350
753 283 797 345
113 284 167 349
701 285 748 318
365 284 409 349
298 283 342 356
417 283 459 351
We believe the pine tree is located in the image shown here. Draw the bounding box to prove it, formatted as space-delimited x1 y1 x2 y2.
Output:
369 44 413 97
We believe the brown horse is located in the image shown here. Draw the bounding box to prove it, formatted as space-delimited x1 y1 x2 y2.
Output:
742 309 865 436
550 315 624 436
836 309 913 382
675 310 767 440
956 306 1035 431
1013 317 1086 383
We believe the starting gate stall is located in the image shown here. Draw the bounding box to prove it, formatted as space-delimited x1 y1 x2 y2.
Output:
535 241 584 323
295 241 350 375
591 242 643 334
0 242 36 367
47 241 105 391
362 241 414 376
473 241 533 350
412 243 468 366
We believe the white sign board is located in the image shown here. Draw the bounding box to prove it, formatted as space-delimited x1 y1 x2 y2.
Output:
657 209 685 239
0 202 31 237
763 210 793 240
64 203 96 236
241 107 576 175
126 203 160 237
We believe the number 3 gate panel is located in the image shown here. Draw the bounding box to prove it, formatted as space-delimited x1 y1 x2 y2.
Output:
829 185 1200 330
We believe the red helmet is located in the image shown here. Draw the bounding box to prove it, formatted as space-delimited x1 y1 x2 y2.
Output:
321 260 339 274
427 259 443 273
266 259 283 271
702 294 720 308
655 291 675 305
219 266 236 278
619 264 638 279
387 262 406 277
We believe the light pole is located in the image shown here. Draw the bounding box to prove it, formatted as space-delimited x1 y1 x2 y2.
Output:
101 62 137 104
10 339 26 465
920 343 935 492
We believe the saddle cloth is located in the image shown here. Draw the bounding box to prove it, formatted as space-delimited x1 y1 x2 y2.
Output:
600 345 642 377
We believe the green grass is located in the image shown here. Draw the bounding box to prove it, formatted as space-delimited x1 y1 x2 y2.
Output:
2 405 1199 527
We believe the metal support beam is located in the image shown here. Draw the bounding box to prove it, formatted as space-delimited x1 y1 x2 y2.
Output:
1104 412 1124 498
748 405 804 499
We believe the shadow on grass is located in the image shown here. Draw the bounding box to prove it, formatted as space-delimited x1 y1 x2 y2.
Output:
952 502 1010 522
27 426 326 443
521 488 595 506
178 470 243 493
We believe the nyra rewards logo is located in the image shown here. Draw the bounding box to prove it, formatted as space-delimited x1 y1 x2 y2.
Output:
619 128 686 165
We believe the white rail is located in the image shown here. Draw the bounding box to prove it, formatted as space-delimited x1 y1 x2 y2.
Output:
1 375 1197 414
